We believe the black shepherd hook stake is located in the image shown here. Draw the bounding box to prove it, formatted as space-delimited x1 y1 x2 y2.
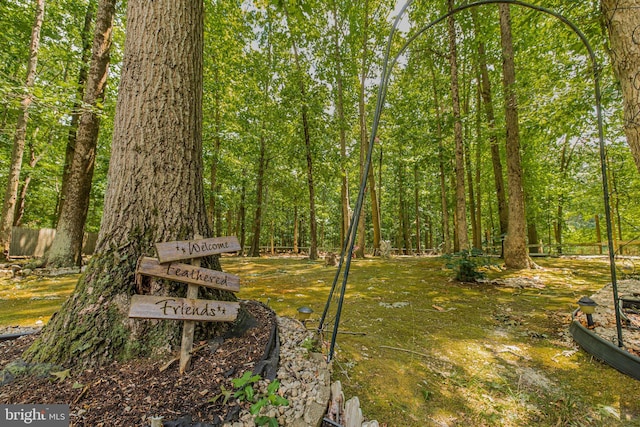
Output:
319 0 622 362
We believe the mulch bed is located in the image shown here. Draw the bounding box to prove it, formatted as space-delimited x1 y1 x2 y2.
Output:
0 300 275 426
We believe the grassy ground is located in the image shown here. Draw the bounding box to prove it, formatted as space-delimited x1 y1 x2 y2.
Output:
2 256 639 426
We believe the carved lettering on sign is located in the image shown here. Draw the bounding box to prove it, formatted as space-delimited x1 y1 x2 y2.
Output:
136 257 240 292
128 295 239 322
155 236 241 263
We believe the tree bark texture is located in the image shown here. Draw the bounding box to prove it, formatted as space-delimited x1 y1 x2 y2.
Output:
601 0 640 174
47 0 115 268
26 0 228 367
0 0 45 260
499 4 532 269
447 0 470 252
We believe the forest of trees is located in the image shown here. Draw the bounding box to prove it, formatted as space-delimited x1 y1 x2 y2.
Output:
2 0 640 266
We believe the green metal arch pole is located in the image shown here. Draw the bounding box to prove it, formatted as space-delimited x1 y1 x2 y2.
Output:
320 0 623 361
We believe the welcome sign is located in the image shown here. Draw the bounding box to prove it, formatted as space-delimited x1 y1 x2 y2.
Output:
128 235 241 373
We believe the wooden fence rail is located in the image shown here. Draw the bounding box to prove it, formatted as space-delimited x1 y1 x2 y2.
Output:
9 227 98 258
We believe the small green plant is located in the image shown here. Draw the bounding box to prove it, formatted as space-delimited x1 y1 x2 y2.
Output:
213 371 289 427
301 336 320 353
444 249 487 282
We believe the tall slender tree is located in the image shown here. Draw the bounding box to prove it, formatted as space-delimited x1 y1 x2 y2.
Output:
447 0 469 251
281 2 319 260
0 0 45 260
499 4 532 269
56 0 96 226
47 0 115 267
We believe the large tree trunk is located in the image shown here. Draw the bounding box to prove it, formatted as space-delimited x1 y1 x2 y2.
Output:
447 0 469 252
499 4 532 269
601 0 640 173
0 0 45 260
25 0 229 367
47 0 115 268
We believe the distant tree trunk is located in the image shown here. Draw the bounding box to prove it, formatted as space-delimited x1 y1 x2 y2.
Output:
430 62 451 253
555 136 573 254
56 1 95 226
293 205 299 253
330 0 350 251
499 4 532 269
447 0 469 251
474 81 483 250
283 6 318 261
47 0 115 267
14 131 45 226
239 178 246 256
214 187 223 237
473 9 508 237
414 164 421 254
208 55 222 232
601 0 640 174
398 163 411 255
26 0 229 367
527 222 539 254
250 133 267 258
609 157 624 254
356 0 370 259
463 59 480 251
368 154 381 255
595 214 603 254
0 0 45 260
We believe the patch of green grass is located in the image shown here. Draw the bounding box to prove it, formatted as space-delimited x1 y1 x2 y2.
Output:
3 256 640 426
0 274 78 327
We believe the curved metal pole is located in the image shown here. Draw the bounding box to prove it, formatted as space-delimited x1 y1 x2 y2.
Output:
321 0 623 361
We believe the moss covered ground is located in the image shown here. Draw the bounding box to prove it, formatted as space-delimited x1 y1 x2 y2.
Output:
2 256 640 426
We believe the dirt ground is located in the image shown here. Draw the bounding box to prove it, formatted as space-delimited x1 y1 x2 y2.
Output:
0 300 275 426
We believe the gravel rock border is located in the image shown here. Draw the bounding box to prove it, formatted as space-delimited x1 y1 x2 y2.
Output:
226 316 331 427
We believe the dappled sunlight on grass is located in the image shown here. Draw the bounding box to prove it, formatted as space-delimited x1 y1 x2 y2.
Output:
228 256 640 426
0 274 79 327
1 256 639 425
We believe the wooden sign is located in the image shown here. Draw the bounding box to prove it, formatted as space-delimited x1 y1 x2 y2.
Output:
137 257 240 293
155 236 241 263
128 295 239 322
131 234 243 374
